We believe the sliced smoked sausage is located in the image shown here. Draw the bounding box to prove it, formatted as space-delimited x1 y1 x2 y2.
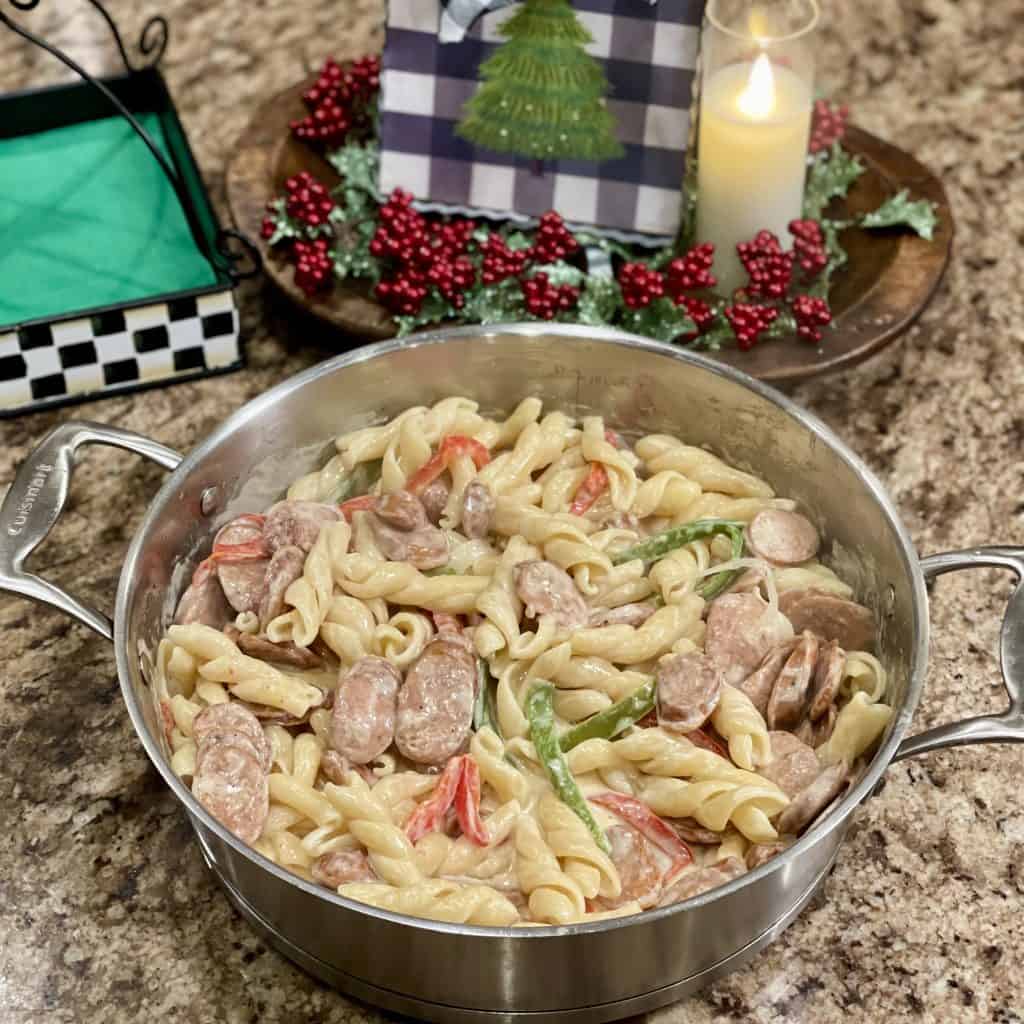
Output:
330 656 402 764
395 638 475 765
739 640 797 717
776 761 848 836
780 590 875 651
312 849 376 889
746 841 788 870
370 492 449 570
746 509 820 566
667 818 724 846
795 702 837 749
192 702 271 772
657 652 725 733
263 500 340 554
592 826 663 911
766 631 819 730
705 592 795 686
757 731 821 797
258 544 306 629
419 476 452 525
460 481 495 540
233 630 323 670
214 517 269 614
658 857 746 907
174 568 233 629
192 742 269 844
588 602 657 628
514 560 589 630
809 638 845 721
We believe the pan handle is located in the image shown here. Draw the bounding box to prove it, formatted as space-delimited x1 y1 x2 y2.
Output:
894 546 1024 760
0 420 182 642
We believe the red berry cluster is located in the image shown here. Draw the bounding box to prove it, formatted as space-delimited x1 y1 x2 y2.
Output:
791 295 832 344
292 238 332 296
521 273 580 320
618 262 665 309
809 99 849 153
283 171 335 228
788 219 828 279
724 303 779 350
291 56 380 148
677 295 715 333
480 234 529 284
737 230 793 299
370 190 478 315
532 211 579 263
666 243 716 293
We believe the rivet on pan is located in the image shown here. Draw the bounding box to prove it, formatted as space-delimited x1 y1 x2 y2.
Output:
200 486 220 516
885 584 896 617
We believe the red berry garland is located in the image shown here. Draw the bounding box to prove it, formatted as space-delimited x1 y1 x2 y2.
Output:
480 234 529 284
666 243 716 293
284 171 336 228
677 295 715 333
291 56 380 148
791 295 832 344
789 218 828 279
521 273 580 320
809 99 849 154
724 303 779 350
737 231 794 299
618 262 665 308
292 238 332 296
531 211 579 263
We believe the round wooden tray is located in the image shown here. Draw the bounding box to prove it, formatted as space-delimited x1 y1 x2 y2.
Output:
227 77 953 384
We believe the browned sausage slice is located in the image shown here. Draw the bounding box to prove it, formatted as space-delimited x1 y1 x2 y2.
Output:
312 849 376 888
739 640 797 716
192 702 271 772
656 652 725 733
174 569 233 629
375 491 426 530
795 702 837 749
514 560 589 630
319 749 349 785
705 592 795 686
809 638 845 721
263 500 340 554
192 743 269 844
461 481 495 540
766 631 819 730
395 638 475 765
776 761 848 836
330 656 402 764
370 492 449 570
258 544 306 629
588 602 657 628
419 476 451 525
746 841 788 870
232 630 324 670
657 857 746 907
194 729 265 775
667 818 726 845
780 590 875 651
592 826 663 911
214 518 270 614
757 731 821 797
746 509 820 566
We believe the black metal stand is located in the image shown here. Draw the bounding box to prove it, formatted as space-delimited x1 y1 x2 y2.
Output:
0 0 260 281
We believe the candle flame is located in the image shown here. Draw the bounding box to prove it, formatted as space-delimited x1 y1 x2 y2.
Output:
737 53 775 119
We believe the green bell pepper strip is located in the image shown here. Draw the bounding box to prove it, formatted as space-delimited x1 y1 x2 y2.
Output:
326 458 383 504
558 678 656 752
526 682 611 856
473 658 500 734
696 524 746 600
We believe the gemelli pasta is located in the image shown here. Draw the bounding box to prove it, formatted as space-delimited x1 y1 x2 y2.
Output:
160 396 892 925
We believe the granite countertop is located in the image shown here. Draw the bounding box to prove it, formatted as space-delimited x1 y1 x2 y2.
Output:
1 1 1022 1021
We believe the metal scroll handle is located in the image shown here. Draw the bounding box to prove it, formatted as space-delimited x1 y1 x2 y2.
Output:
0 421 181 642
894 547 1024 760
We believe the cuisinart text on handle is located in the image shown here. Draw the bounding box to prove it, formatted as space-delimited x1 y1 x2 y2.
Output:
7 464 54 537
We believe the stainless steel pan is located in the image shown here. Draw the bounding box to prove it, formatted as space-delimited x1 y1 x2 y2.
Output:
2 324 1022 1023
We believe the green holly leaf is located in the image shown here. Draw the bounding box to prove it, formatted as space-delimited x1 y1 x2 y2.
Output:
332 245 380 285
328 140 381 200
462 279 524 324
393 293 452 337
574 232 635 261
803 217 849 299
532 261 585 287
803 143 865 220
504 231 533 252
860 189 938 240
620 297 696 343
576 277 621 326
647 245 677 271
688 315 733 352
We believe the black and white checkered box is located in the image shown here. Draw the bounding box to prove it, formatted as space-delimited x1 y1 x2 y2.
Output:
379 0 704 241
0 288 242 416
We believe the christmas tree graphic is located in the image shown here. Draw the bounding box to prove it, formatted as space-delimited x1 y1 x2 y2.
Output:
456 0 625 163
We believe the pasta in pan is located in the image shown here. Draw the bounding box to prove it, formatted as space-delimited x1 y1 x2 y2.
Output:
161 395 893 926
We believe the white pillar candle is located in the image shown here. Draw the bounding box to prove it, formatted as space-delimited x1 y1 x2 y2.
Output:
696 55 812 296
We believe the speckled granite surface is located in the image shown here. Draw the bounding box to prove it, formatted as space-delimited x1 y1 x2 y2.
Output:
1 1 1022 1021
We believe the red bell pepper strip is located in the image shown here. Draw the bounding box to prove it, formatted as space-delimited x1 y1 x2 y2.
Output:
454 757 489 846
339 494 378 521
405 756 464 844
406 435 491 495
569 463 609 516
590 791 693 879
686 727 730 760
233 512 267 529
190 535 270 586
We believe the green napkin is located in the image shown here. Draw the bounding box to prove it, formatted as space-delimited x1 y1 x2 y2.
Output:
0 111 218 326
